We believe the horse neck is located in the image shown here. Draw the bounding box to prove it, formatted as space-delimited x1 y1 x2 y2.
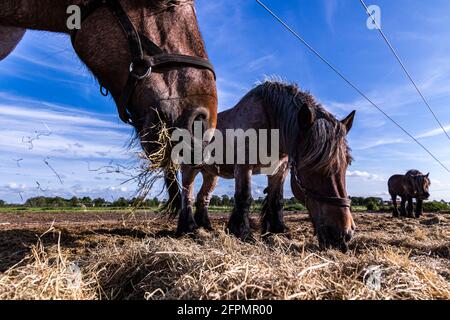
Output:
0 0 77 33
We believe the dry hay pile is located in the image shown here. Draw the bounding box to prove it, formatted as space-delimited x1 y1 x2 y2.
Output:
0 242 97 300
0 213 449 300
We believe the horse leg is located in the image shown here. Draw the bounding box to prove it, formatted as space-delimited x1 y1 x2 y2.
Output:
176 166 199 236
406 196 414 218
399 196 407 217
194 172 218 231
261 165 289 236
415 199 423 218
164 170 181 217
0 27 26 61
391 195 399 218
227 166 253 241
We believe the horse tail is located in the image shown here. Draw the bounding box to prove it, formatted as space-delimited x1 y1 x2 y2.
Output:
387 175 395 196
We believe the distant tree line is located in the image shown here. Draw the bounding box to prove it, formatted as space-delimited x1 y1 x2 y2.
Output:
350 197 384 206
209 195 234 207
209 195 305 208
0 196 448 212
0 195 305 209
0 196 162 208
350 197 384 211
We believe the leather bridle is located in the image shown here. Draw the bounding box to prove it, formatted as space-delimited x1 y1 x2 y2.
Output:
290 161 352 208
71 0 216 124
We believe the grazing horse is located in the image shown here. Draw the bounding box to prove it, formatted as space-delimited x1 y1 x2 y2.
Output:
179 80 356 252
388 170 430 218
0 0 218 192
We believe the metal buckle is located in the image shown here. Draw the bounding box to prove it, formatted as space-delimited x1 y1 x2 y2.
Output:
129 61 152 80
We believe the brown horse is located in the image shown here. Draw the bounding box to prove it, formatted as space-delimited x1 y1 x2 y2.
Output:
0 0 218 193
179 80 356 252
388 170 430 218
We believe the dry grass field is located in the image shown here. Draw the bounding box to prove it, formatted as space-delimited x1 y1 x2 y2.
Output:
0 210 448 300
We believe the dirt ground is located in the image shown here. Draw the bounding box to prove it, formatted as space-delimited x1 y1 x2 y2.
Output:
0 210 448 300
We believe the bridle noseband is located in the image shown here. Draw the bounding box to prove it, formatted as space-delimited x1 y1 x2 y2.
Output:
71 0 216 124
290 161 352 208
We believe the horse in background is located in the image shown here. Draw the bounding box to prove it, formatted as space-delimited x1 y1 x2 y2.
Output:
179 80 356 252
388 170 430 218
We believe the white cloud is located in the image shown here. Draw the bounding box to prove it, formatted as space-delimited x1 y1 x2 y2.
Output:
346 170 385 182
323 0 339 31
354 138 406 150
0 92 138 202
6 182 27 191
416 125 450 139
0 104 120 128
10 51 87 78
0 101 133 160
247 54 276 72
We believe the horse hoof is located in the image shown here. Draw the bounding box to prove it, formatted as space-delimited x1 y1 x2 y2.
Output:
262 232 292 242
263 226 291 240
243 233 256 243
195 220 214 231
227 227 254 242
237 232 254 242
196 224 214 232
175 225 198 238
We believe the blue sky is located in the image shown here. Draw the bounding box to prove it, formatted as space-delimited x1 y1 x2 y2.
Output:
1 0 450 203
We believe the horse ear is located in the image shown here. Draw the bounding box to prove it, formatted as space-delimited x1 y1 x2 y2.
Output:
425 173 430 178
341 110 356 134
298 103 315 130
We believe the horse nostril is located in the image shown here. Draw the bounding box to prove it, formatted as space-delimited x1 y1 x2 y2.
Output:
191 112 207 135
194 113 206 124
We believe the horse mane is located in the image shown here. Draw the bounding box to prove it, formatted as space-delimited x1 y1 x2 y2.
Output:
150 0 194 10
406 169 423 176
251 79 352 175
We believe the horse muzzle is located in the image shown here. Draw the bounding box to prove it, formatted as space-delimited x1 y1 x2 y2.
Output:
317 225 354 253
420 192 430 200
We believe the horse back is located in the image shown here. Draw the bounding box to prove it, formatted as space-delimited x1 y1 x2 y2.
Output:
216 92 268 132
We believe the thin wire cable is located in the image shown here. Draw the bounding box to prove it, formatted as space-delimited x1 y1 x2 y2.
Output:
359 0 450 141
255 0 450 173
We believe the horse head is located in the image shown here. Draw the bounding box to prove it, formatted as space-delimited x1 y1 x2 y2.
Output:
406 170 431 200
72 0 217 162
291 102 356 252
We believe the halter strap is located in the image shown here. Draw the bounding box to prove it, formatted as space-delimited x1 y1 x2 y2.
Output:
291 163 352 208
71 0 216 124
